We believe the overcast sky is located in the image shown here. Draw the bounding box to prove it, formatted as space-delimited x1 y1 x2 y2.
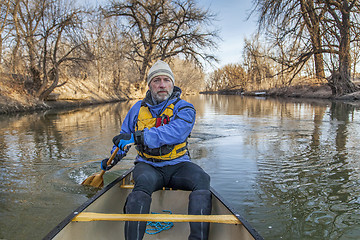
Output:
198 0 259 70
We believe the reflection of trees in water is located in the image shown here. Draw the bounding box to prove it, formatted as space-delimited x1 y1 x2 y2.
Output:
1 102 132 157
191 94 333 120
254 101 359 239
187 95 359 239
0 101 134 191
2 95 359 239
196 95 360 239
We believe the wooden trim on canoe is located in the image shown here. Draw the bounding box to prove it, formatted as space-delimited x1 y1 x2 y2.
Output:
72 212 242 224
120 185 173 190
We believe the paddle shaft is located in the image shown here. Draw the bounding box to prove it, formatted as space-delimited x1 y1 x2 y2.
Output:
98 147 120 177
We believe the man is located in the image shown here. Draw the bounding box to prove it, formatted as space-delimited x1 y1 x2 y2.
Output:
101 60 211 240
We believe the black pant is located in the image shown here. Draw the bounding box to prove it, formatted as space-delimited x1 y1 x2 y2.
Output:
125 161 212 240
132 161 211 195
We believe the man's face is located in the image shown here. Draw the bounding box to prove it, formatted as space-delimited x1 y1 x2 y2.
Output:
149 75 174 102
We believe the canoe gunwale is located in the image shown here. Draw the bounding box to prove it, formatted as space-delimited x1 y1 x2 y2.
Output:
43 168 134 240
210 186 264 240
43 167 263 240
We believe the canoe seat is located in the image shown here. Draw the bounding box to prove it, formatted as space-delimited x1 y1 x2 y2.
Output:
72 213 242 225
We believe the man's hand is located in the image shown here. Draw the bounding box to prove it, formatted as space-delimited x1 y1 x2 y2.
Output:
113 133 135 151
100 153 125 171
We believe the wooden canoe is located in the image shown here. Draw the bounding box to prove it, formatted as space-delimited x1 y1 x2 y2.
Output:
44 168 263 240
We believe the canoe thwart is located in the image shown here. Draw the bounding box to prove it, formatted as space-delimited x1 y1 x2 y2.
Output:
120 185 173 190
72 212 242 224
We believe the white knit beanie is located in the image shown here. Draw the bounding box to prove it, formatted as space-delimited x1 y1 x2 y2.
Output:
147 60 175 85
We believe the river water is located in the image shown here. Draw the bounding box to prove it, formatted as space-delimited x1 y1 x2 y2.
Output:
1 94 360 239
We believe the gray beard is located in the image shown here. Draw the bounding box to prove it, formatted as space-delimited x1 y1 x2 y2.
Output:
151 95 162 105
150 89 173 105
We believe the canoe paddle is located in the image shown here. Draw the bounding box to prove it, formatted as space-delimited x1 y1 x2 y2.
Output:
81 147 120 188
81 143 133 188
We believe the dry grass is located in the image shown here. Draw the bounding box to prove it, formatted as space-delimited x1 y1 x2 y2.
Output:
267 84 332 98
243 77 333 98
0 72 134 113
0 73 40 113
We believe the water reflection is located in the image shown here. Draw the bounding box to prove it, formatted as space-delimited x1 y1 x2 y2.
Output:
0 95 360 239
0 101 136 239
185 95 360 239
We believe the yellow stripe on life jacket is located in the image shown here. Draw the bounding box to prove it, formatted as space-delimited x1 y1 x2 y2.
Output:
135 101 188 161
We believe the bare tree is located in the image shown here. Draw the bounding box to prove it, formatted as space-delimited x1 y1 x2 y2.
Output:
35 0 91 100
253 0 360 96
84 11 134 92
5 0 92 100
103 0 219 84
300 0 326 79
243 37 275 88
171 58 205 93
323 0 359 96
206 63 247 91
12 0 45 90
352 40 360 80
221 64 247 90
0 0 13 66
206 69 221 91
253 0 326 80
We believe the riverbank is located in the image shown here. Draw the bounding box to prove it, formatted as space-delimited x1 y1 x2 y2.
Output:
202 84 360 102
0 73 128 114
0 97 127 114
2 81 360 114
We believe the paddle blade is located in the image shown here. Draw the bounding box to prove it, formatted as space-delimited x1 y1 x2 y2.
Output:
81 147 121 188
81 173 104 188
